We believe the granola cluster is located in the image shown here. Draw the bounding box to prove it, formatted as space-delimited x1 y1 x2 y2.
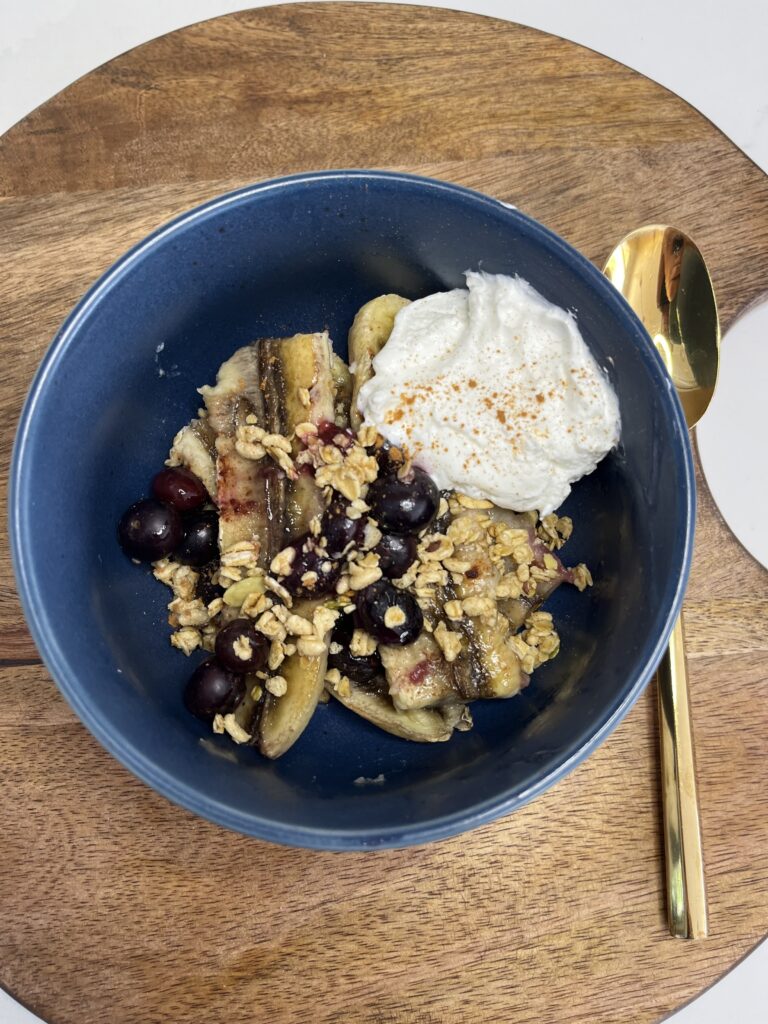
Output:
235 416 296 478
296 422 379 502
153 559 220 655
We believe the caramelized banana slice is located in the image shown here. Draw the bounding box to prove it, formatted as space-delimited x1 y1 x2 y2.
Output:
168 419 217 498
200 345 272 558
258 333 337 757
330 352 353 427
380 631 457 711
449 510 527 700
484 505 570 629
278 331 336 536
258 600 330 759
348 294 410 428
327 678 453 743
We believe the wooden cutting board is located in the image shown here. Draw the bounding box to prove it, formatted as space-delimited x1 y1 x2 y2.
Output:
2 5 767 1023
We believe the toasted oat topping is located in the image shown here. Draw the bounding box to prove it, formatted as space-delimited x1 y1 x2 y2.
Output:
241 591 272 618
212 713 251 744
264 575 293 606
285 613 314 636
233 635 253 661
335 574 351 595
348 563 382 591
496 573 523 600
168 597 210 628
236 419 297 478
461 595 496 620
200 624 218 653
537 513 574 550
447 514 484 546
383 606 406 629
362 520 383 550
357 423 379 447
507 609 561 673
170 627 203 656
443 557 472 575
454 493 494 510
511 542 534 566
255 609 287 642
313 606 340 638
218 539 262 584
569 563 593 592
433 621 463 662
302 432 379 502
350 629 378 657
296 635 328 658
325 667 351 697
419 533 454 562
153 559 199 601
268 639 286 672
265 675 288 697
270 546 296 577
221 540 260 568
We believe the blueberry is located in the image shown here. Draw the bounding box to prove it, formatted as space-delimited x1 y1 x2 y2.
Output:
118 498 183 562
355 580 423 645
281 532 341 597
152 466 208 512
176 511 219 567
328 614 382 683
374 532 418 579
214 619 269 673
366 467 439 535
183 658 245 722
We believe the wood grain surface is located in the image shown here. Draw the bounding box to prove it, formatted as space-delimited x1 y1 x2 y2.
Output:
2 5 767 1023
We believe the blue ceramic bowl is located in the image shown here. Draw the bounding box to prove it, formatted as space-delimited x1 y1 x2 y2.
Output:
10 171 694 850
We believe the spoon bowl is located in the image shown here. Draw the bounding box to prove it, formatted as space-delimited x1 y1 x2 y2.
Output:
604 225 720 427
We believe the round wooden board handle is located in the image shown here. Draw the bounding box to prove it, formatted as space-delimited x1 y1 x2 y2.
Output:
2 5 768 1023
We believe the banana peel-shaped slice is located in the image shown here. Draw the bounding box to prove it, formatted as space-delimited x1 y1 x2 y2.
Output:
199 344 274 557
326 678 454 743
482 504 570 630
277 331 337 535
258 333 337 757
330 352 353 427
258 600 330 759
449 511 528 700
348 294 410 428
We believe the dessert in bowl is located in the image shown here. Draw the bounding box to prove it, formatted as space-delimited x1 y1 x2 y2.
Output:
10 171 694 849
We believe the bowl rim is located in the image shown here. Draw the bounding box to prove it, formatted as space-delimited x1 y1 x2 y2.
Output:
9 169 696 850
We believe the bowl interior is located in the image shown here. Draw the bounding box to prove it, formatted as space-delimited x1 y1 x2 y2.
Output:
12 173 692 848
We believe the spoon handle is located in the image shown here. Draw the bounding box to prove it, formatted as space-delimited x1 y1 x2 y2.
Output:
657 613 708 939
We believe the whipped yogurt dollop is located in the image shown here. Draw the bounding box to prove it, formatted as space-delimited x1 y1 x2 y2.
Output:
357 271 620 515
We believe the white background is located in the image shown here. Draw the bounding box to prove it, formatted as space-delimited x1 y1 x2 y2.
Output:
1 1 766 1022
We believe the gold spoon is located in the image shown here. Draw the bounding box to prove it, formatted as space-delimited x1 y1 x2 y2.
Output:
604 225 720 940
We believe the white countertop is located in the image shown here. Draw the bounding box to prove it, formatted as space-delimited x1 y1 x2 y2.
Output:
1 2 766 1021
